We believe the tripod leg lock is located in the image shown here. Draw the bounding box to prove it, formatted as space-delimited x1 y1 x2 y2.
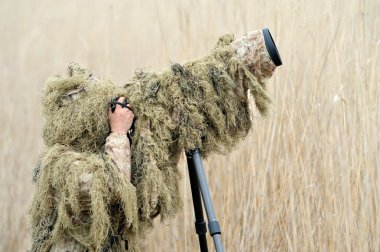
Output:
195 221 208 235
208 220 221 236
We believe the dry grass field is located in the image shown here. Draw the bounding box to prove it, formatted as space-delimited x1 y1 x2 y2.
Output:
1 0 379 251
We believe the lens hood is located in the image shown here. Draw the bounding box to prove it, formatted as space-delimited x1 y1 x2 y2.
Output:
262 28 282 66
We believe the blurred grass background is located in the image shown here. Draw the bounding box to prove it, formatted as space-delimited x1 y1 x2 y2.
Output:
0 0 379 251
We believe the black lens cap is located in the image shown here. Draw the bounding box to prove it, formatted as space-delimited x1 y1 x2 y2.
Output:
262 28 282 66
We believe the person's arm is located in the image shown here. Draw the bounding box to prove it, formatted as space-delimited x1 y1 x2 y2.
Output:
77 97 134 211
105 96 134 179
104 133 131 180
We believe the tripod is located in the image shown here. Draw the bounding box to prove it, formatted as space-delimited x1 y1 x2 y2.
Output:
186 148 224 252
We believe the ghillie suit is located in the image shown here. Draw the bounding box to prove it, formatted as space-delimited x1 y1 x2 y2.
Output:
29 30 278 251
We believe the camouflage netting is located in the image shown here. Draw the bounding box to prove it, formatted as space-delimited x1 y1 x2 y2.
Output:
29 32 275 251
125 34 272 228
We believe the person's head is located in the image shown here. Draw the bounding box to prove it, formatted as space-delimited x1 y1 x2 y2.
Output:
42 63 123 152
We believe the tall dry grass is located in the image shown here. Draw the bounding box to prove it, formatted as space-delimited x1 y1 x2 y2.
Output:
0 0 379 251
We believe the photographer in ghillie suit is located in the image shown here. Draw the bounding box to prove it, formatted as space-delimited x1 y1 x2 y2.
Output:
29 65 143 251
29 29 280 251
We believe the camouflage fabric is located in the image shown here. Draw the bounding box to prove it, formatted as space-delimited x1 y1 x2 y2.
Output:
49 132 131 251
105 132 132 181
230 30 276 81
49 235 87 252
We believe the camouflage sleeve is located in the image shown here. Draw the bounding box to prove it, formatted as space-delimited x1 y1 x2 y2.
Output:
104 132 132 181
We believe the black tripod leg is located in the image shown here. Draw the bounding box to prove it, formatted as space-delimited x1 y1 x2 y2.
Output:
186 152 208 252
191 149 224 252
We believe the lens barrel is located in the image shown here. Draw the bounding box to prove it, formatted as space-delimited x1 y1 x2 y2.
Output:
262 28 282 66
